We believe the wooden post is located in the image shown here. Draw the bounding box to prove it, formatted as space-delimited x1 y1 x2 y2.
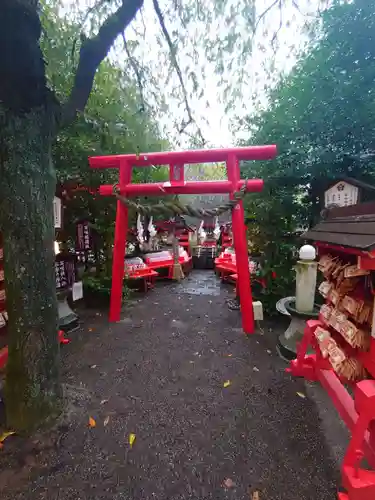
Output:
226 153 254 334
172 225 184 281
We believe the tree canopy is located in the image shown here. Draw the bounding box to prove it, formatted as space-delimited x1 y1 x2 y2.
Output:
0 0 339 429
242 0 375 309
49 0 320 145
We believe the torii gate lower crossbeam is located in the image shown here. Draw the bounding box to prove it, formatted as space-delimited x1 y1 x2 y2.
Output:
89 145 277 334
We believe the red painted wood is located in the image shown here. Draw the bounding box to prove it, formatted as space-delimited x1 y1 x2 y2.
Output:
125 269 159 279
89 145 277 169
99 179 263 197
169 163 185 185
288 320 375 497
227 153 254 334
315 242 369 257
109 161 132 322
0 346 8 370
358 255 375 270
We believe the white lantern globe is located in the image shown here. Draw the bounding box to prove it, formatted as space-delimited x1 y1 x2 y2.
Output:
299 244 316 261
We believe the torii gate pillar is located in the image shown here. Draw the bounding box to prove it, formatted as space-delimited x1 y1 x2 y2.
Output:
110 160 132 322
227 153 254 332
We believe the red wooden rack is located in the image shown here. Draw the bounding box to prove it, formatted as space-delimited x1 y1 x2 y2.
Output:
288 202 375 499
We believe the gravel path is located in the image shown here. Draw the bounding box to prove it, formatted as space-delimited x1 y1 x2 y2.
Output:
0 271 346 499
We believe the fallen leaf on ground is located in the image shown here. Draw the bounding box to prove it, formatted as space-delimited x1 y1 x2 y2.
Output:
223 478 235 488
88 328 94 332
129 433 136 448
89 417 96 428
104 416 110 427
253 367 260 372
0 431 15 448
296 392 306 399
100 399 109 405
223 380 231 388
226 354 233 357
250 489 260 500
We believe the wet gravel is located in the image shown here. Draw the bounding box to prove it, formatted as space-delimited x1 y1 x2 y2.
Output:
0 271 344 499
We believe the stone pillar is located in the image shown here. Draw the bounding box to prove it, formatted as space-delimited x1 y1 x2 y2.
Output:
295 244 318 313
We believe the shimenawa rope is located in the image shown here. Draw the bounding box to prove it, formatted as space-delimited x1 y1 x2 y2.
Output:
112 181 248 218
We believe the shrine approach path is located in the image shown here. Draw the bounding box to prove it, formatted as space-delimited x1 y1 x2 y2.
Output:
0 271 347 499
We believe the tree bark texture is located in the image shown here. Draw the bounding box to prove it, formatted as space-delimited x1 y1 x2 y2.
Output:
0 0 143 431
0 107 62 431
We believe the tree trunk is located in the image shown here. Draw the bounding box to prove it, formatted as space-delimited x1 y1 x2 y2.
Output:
0 107 62 432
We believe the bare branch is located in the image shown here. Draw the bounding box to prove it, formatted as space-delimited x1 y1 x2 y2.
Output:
292 0 303 15
271 0 283 54
71 0 110 64
62 0 144 126
122 32 145 112
253 0 279 35
139 6 147 37
152 0 206 145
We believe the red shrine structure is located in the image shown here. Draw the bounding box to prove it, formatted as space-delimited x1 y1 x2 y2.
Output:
89 145 277 333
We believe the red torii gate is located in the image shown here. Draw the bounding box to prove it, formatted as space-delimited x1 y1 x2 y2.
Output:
89 145 277 334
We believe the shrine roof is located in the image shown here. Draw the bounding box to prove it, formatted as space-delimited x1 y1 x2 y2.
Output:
329 177 375 192
303 202 375 250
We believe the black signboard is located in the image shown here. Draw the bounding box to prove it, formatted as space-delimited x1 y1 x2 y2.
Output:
76 221 92 251
55 254 76 290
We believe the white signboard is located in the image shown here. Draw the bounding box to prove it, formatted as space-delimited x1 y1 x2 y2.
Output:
324 181 359 208
53 196 62 229
72 281 83 302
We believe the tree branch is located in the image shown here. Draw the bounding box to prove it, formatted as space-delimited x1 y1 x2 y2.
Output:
71 0 111 65
271 0 283 53
62 0 144 126
122 32 145 112
152 0 206 145
253 0 279 34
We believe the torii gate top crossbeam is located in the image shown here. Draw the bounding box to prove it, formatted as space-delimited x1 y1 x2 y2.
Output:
89 145 277 168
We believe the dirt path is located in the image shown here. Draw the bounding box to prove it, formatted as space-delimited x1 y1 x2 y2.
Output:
0 271 345 499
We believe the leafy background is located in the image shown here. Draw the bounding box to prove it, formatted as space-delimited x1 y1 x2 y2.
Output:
42 0 375 310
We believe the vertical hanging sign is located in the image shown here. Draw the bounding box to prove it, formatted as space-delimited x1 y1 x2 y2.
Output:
55 255 76 290
53 196 62 229
76 221 92 251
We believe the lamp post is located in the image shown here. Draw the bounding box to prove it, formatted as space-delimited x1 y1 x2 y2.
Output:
276 244 320 361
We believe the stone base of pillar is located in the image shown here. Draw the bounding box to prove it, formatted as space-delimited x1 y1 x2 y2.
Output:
57 289 79 333
276 296 319 361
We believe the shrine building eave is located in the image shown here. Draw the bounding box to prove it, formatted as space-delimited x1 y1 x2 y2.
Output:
303 213 375 251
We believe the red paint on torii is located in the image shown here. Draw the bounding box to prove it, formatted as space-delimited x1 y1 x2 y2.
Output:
89 145 277 334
